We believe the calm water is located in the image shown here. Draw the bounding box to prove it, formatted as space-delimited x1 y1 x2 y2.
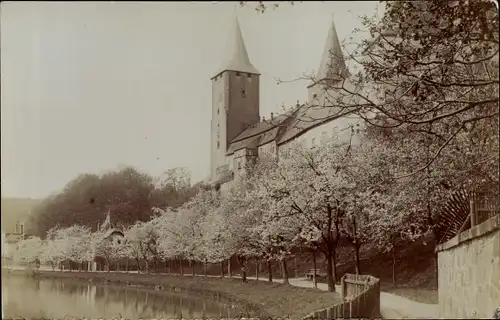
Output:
2 274 255 319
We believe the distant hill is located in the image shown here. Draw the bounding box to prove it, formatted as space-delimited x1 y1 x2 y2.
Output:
1 197 43 234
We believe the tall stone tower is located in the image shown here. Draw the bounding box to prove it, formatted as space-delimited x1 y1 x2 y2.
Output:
210 17 260 182
307 19 349 107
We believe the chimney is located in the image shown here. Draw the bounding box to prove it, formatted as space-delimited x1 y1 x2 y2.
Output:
271 112 274 120
262 116 265 122
296 100 300 107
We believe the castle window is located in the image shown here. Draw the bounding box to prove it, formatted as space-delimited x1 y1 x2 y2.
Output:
242 89 246 98
217 108 219 114
236 72 241 77
247 73 252 78
313 93 318 99
217 141 220 149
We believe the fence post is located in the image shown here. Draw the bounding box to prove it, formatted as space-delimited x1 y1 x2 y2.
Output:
470 190 477 227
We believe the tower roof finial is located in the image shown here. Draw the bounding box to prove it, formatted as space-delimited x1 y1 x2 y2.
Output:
213 16 260 78
315 17 349 82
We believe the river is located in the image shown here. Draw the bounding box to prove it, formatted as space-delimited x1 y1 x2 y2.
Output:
2 274 254 319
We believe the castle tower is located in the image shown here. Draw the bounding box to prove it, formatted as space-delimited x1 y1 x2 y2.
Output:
210 17 260 182
307 18 350 107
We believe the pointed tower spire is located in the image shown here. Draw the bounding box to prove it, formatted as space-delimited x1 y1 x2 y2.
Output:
315 18 349 82
214 17 260 77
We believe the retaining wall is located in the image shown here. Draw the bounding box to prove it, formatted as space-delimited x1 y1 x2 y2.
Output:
436 214 500 319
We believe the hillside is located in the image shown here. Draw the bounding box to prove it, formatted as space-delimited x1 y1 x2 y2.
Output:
1 197 42 233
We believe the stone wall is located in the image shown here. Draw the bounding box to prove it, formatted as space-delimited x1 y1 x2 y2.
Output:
436 215 500 319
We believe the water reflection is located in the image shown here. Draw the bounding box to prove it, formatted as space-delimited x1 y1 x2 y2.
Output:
2 275 255 319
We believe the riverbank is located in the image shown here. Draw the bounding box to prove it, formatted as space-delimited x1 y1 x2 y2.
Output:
7 269 341 320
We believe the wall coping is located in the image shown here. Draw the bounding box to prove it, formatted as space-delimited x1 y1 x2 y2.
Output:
436 214 500 252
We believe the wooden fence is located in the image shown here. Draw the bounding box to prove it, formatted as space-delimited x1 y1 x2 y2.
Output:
436 188 500 245
302 273 381 320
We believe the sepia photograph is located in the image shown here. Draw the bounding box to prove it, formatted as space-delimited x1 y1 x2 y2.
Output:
1 1 499 319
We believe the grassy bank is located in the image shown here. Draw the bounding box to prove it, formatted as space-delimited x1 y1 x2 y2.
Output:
17 270 340 320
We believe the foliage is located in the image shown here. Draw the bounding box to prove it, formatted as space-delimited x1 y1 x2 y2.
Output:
28 166 198 237
13 236 44 264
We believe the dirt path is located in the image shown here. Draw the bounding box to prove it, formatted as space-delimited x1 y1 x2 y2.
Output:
261 277 438 319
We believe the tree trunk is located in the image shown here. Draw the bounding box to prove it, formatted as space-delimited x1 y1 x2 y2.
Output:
281 258 289 285
434 250 438 289
191 260 195 277
204 259 208 277
267 260 273 282
354 242 361 275
220 261 225 278
294 255 297 278
312 250 318 289
392 246 397 288
179 258 184 275
228 257 232 278
126 259 129 273
255 259 259 280
332 247 338 284
240 257 247 282
431 231 438 288
325 250 336 292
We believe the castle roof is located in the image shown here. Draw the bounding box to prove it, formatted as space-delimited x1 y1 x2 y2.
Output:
227 126 283 155
226 109 296 155
277 104 344 144
226 102 353 155
231 113 289 143
213 17 260 78
309 18 349 87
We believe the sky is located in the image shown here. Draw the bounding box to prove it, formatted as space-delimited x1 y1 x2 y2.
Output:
1 1 380 199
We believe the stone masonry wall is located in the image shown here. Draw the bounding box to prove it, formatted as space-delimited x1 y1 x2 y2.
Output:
437 215 500 319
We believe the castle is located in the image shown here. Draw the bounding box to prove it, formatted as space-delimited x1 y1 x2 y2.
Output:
209 17 362 189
